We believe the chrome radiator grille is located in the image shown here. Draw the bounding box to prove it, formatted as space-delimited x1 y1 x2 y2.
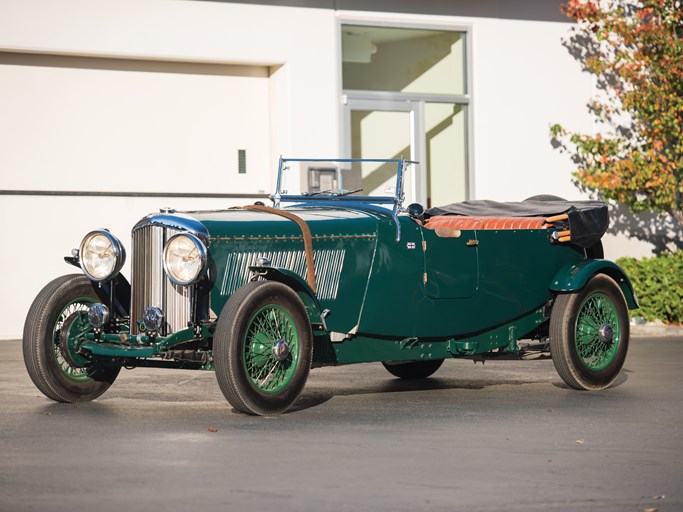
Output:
130 225 193 336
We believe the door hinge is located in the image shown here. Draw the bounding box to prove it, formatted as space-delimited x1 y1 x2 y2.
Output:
422 240 427 252
466 239 479 247
423 272 428 284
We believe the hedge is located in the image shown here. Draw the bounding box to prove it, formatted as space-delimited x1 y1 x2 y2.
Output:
616 251 683 325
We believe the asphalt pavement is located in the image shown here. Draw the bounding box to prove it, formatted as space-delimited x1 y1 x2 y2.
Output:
1 336 681 512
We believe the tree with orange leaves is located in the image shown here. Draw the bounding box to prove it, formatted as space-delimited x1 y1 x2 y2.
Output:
551 0 683 227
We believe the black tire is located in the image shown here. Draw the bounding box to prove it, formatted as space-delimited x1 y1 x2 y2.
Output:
23 274 120 402
382 359 444 379
523 194 567 201
213 281 313 415
549 274 629 390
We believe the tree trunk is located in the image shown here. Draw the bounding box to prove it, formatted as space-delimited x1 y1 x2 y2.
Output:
673 209 683 231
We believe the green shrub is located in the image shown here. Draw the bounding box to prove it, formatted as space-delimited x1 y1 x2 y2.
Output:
616 252 683 324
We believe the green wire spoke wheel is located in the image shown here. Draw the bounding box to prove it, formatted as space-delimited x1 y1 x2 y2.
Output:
23 274 120 402
574 293 620 371
214 281 312 416
243 305 300 393
53 299 95 382
550 274 629 390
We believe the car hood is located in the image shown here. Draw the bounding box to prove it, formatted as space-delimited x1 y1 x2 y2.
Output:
185 206 385 241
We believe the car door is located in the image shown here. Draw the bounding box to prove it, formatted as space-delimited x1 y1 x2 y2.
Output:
422 227 479 299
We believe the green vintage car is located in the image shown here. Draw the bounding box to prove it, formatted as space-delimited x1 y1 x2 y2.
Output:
23 158 638 415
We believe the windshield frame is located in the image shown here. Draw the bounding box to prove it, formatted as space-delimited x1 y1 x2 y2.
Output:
271 157 410 213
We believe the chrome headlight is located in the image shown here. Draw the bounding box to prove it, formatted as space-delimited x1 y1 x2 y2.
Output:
79 230 126 282
163 233 207 285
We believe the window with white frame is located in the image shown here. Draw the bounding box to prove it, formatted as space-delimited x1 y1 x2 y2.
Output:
341 24 470 207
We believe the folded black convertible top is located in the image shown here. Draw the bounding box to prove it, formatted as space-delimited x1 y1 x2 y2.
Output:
425 199 609 249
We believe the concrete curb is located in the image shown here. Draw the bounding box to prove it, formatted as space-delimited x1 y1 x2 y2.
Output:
631 323 683 337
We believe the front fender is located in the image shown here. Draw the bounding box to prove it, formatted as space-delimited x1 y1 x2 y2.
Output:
251 267 324 326
65 255 130 316
550 259 639 310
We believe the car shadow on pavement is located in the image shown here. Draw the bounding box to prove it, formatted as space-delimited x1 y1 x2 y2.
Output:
289 376 539 413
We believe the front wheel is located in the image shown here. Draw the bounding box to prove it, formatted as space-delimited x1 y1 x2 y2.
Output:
213 281 313 415
23 274 120 402
382 359 444 379
550 274 629 390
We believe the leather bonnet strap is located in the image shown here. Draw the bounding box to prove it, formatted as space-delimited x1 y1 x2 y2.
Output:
238 205 317 294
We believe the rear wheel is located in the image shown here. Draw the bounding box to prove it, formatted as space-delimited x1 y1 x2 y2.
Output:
213 281 313 415
523 194 566 201
23 274 120 402
550 274 629 390
382 359 444 379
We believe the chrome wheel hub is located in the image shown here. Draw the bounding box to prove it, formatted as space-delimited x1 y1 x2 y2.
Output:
272 339 290 361
599 323 614 344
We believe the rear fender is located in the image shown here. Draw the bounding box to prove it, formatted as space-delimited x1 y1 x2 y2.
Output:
549 259 639 310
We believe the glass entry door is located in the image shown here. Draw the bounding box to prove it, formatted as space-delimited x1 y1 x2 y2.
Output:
343 98 424 205
340 23 470 208
343 97 468 208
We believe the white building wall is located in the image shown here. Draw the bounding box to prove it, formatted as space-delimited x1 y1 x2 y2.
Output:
471 18 594 201
0 0 342 339
0 0 341 159
0 0 651 339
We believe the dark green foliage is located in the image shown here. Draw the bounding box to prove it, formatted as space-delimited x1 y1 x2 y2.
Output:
617 252 683 324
